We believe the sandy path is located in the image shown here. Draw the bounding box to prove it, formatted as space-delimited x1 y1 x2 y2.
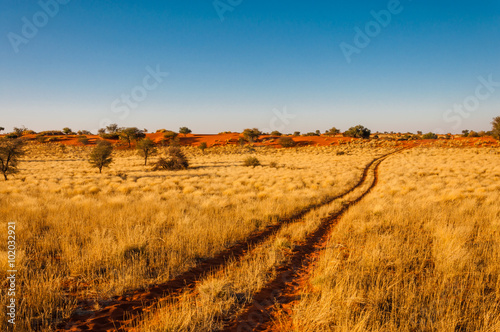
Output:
221 150 404 331
57 151 398 332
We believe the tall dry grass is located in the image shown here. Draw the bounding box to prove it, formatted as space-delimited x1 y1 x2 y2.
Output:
292 147 500 331
0 142 389 331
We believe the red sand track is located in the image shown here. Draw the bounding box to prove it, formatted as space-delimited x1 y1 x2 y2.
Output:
221 149 404 332
57 151 398 331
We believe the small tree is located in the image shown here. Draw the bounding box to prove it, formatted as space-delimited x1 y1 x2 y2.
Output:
417 131 423 135
137 138 157 165
279 136 296 147
325 127 340 136
106 123 119 134
179 127 192 135
462 130 470 137
13 127 26 136
0 138 25 180
119 127 145 148
242 128 262 142
63 127 73 135
492 116 500 140
344 125 371 139
293 131 300 136
0 127 4 132
89 140 113 173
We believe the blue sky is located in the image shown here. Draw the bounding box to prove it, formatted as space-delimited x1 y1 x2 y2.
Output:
1 0 499 134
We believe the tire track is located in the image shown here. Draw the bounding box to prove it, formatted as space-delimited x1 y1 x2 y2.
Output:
57 151 398 331
221 150 403 332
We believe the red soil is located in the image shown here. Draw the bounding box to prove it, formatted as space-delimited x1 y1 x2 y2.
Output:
9 133 499 149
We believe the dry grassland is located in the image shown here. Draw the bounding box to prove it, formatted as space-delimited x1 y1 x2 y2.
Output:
291 147 500 331
0 142 390 331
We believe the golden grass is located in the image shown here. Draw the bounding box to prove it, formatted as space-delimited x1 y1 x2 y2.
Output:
291 147 500 331
0 142 389 331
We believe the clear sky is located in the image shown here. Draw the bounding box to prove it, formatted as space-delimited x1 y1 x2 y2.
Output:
1 0 499 134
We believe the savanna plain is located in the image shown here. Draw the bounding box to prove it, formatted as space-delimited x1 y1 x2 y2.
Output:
1 140 499 332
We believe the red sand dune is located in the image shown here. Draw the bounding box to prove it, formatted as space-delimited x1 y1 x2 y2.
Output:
2 133 498 148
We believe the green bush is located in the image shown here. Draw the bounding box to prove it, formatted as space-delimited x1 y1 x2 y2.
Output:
422 132 438 139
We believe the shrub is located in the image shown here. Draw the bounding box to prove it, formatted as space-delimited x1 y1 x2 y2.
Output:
492 116 500 140
278 136 296 147
303 132 319 136
77 136 89 145
344 125 371 139
199 142 207 152
325 127 340 136
163 131 178 143
6 133 19 139
242 128 262 142
152 147 188 171
0 138 25 180
468 131 480 138
35 135 46 143
462 130 470 137
89 140 113 173
422 132 438 139
270 130 282 136
293 131 300 136
243 156 260 167
269 161 279 168
99 133 120 140
39 130 64 136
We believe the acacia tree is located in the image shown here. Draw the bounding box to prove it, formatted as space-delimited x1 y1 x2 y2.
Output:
344 125 371 139
119 127 145 148
0 138 25 180
179 127 192 135
106 123 119 134
89 140 113 173
137 138 157 165
492 116 500 140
